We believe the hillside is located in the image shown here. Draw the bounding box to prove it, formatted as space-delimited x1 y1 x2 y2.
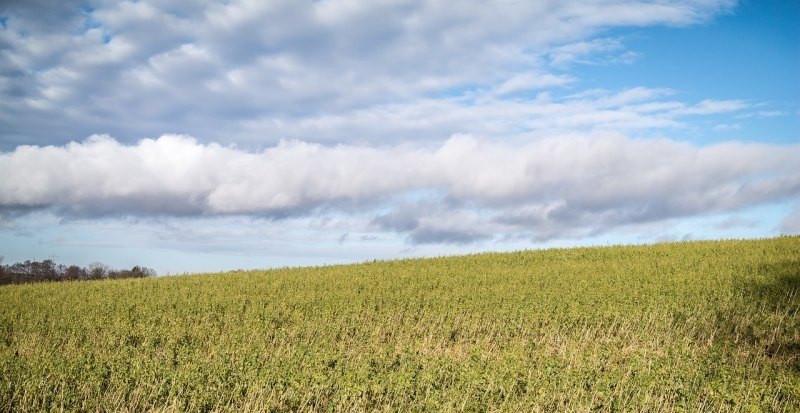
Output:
1 237 798 411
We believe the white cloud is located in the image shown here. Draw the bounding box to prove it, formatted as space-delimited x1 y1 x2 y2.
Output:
675 99 748 115
2 133 797 242
712 123 741 131
221 87 756 146
0 0 736 147
548 38 639 66
755 110 784 118
494 73 575 95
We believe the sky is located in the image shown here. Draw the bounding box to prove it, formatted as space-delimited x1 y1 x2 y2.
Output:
0 0 798 274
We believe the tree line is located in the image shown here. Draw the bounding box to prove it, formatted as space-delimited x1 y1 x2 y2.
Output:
0 257 156 285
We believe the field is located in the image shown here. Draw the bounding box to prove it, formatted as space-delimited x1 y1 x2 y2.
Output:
1 236 798 411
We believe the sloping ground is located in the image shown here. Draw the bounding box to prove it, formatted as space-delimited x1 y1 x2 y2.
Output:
1 236 798 411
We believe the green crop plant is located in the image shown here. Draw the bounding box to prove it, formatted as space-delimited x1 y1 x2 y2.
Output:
1 236 798 411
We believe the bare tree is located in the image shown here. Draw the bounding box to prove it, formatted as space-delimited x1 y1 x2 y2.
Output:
87 262 110 280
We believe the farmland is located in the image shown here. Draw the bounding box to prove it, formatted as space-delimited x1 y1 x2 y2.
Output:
1 236 798 411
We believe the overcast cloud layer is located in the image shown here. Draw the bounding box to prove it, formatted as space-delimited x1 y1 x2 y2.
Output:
0 0 798 270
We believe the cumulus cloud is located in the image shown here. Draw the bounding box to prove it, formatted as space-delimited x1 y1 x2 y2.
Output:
2 133 798 242
0 0 736 147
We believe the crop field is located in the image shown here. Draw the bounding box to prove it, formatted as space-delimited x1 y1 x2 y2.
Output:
1 236 798 411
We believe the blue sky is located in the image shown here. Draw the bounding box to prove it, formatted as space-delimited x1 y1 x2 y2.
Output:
0 0 798 274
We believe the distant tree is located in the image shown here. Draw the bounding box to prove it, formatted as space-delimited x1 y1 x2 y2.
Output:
0 257 8 284
64 265 87 281
9 261 32 282
108 268 127 279
129 266 156 278
0 259 154 285
87 262 110 280
37 260 59 282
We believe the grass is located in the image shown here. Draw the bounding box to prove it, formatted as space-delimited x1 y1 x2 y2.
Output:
1 236 798 411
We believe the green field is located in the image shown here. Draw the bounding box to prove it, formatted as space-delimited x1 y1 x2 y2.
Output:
1 237 798 411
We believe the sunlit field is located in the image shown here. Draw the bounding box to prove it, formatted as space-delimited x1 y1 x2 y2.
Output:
1 236 798 411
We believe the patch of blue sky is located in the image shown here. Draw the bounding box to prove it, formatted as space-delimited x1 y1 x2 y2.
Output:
582 1 798 100
666 110 798 145
565 0 799 144
79 8 101 32
639 200 797 242
427 84 489 103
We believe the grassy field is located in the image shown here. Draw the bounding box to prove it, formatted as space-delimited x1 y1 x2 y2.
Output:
1 236 798 411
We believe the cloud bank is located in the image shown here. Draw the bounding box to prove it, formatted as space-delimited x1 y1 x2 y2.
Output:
2 134 797 243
